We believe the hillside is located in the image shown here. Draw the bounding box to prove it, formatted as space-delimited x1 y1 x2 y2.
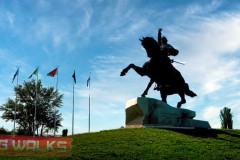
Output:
2 128 240 159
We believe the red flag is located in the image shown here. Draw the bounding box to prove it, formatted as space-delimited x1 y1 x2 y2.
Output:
47 68 58 77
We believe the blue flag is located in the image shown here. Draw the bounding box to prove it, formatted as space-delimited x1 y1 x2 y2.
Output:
12 68 19 83
72 70 76 84
87 76 90 87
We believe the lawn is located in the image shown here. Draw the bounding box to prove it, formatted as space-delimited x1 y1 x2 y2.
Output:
1 128 240 159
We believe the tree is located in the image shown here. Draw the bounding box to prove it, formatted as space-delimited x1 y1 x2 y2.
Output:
0 80 63 136
220 107 233 129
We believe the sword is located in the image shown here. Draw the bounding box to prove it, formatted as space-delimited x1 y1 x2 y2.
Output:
171 59 186 65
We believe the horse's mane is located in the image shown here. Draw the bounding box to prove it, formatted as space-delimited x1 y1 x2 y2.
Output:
140 37 160 57
140 37 158 48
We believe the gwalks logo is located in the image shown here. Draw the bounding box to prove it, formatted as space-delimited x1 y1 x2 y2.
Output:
0 135 72 156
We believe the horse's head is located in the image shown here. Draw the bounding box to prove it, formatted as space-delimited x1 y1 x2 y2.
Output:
140 37 159 58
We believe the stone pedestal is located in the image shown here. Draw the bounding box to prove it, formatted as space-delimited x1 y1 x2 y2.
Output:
125 97 211 129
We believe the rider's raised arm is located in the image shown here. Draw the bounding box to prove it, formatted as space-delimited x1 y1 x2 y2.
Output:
158 28 162 45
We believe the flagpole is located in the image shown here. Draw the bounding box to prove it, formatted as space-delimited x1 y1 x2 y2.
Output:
33 74 38 137
72 77 75 135
13 69 19 136
88 75 91 133
54 69 58 137
88 83 90 132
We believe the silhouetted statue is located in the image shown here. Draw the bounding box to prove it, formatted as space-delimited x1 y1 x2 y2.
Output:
120 36 196 108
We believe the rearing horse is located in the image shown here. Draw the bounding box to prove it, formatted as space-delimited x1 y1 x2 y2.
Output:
120 37 196 108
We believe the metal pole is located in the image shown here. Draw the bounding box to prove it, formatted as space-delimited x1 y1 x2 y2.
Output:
54 70 58 137
72 78 74 135
13 71 19 136
33 75 38 137
88 79 90 133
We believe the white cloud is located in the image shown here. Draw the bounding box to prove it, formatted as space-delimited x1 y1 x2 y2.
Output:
6 12 15 27
184 0 223 17
172 12 240 95
202 106 221 128
167 10 240 129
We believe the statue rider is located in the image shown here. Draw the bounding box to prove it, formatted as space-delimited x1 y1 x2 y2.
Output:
153 28 179 91
141 28 180 97
158 28 179 57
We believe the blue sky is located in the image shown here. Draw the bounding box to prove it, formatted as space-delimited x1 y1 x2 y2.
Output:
1 0 240 134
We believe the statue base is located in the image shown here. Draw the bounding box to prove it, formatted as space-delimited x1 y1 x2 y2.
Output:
125 97 211 129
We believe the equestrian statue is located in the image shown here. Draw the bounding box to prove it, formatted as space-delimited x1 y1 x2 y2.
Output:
120 28 196 108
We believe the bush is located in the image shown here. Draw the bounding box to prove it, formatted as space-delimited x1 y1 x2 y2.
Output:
16 128 26 135
62 129 68 137
0 127 10 135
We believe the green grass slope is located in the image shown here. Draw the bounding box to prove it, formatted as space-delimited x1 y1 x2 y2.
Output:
70 128 240 160
2 128 240 159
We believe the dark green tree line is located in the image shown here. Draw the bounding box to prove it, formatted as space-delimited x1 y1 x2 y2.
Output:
0 80 63 136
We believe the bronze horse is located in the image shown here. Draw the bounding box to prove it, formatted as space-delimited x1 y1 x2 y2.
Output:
120 37 196 108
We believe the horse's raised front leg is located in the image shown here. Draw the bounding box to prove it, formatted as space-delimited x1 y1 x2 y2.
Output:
177 92 186 108
120 64 134 76
120 64 146 76
141 79 154 97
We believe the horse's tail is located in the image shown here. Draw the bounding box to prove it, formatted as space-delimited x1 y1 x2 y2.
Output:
184 83 197 97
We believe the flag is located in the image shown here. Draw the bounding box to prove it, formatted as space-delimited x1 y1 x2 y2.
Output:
72 70 76 84
12 68 19 83
29 68 38 78
47 68 58 77
87 76 91 87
